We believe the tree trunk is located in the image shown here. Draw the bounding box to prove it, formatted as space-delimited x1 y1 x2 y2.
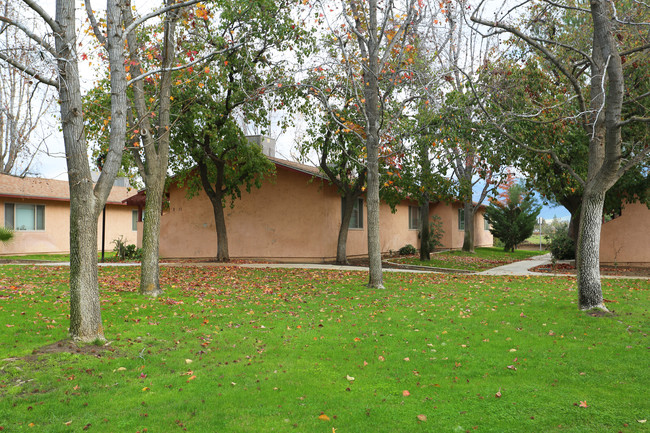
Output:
123 0 176 298
212 190 229 262
139 175 164 297
576 191 607 310
68 183 103 341
419 196 430 261
57 0 127 341
56 0 104 341
567 210 580 242
461 202 475 252
197 160 230 262
363 0 384 289
366 146 383 288
337 194 357 265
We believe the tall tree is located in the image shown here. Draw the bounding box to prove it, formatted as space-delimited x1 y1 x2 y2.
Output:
170 0 309 262
307 0 422 288
471 0 650 310
85 1 232 295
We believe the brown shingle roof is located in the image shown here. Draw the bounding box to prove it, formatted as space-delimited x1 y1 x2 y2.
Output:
267 156 325 179
0 173 134 205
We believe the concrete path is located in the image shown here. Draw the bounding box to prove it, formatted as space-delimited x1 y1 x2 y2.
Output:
475 253 553 276
8 254 648 279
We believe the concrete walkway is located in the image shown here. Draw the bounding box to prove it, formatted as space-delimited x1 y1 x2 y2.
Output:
475 253 553 276
8 254 648 279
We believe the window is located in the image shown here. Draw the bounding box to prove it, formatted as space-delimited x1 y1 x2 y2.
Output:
344 197 364 229
484 215 490 231
5 203 45 231
409 205 420 230
458 208 465 230
132 210 139 231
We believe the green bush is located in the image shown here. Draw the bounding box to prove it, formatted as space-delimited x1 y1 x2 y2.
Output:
547 231 575 260
112 236 142 261
398 244 417 255
0 227 13 243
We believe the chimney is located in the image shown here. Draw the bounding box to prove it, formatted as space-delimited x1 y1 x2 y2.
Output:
246 135 276 157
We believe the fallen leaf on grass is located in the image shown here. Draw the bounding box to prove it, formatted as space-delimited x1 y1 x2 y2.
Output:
318 414 330 421
346 375 355 381
495 390 502 398
638 420 647 424
378 356 385 362
417 414 427 422
403 390 410 396
142 387 150 392
579 401 588 408
187 375 196 382
185 359 193 364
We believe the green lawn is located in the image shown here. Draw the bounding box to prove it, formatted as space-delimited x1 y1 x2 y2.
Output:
0 265 648 432
392 247 548 271
0 252 117 262
525 234 548 245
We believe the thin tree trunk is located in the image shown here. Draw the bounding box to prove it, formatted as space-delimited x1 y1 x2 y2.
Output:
337 194 357 265
419 196 430 261
366 141 383 288
197 160 230 262
462 202 475 252
212 190 229 262
123 0 176 298
139 175 164 297
576 191 607 310
363 0 384 289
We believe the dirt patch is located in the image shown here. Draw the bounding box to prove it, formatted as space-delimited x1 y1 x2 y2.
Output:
24 339 115 360
585 309 614 317
531 263 650 278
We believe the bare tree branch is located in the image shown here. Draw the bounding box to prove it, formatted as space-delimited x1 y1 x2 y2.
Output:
0 15 56 56
617 115 650 127
84 0 107 46
123 0 202 39
21 0 60 33
0 52 57 87
542 0 590 13
126 44 242 86
470 7 589 119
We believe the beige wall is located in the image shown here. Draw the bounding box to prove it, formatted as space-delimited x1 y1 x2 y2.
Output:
428 202 493 250
600 201 650 265
0 198 137 255
158 165 493 261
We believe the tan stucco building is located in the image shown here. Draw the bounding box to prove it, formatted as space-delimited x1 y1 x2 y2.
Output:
0 174 138 255
600 200 650 266
130 157 493 262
